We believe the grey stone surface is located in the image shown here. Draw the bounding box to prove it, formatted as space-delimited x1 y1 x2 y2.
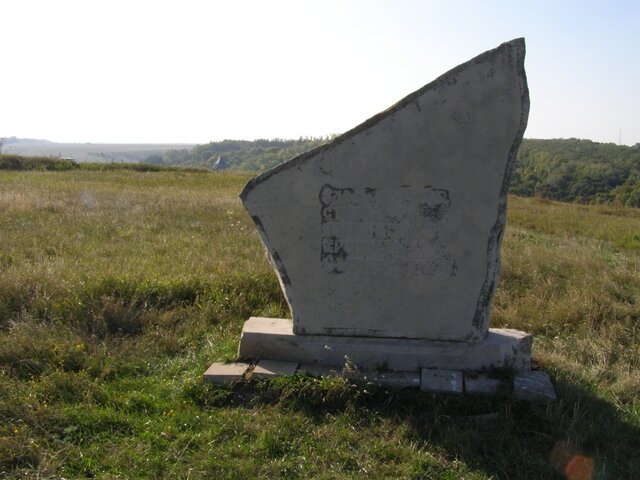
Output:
239 317 531 372
297 363 344 378
464 373 508 395
251 359 299 378
203 362 250 385
514 371 557 402
421 369 464 394
241 38 529 342
297 364 420 389
363 370 421 389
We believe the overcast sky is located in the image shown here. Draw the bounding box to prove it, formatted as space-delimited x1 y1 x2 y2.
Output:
2 0 639 145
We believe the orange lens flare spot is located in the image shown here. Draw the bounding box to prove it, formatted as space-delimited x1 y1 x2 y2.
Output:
549 441 594 480
564 455 594 480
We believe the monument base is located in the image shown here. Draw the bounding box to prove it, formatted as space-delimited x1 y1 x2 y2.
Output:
203 317 557 400
238 317 532 373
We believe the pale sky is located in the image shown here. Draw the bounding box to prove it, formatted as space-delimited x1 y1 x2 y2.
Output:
2 0 639 145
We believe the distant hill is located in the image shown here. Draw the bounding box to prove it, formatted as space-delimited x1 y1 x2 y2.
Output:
149 137 640 207
0 154 207 173
1 137 193 163
5 136 639 207
2 137 53 146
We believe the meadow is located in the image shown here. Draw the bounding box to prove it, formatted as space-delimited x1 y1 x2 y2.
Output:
0 168 639 479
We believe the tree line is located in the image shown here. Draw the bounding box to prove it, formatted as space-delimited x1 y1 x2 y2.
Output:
144 137 334 172
147 137 640 207
511 139 640 207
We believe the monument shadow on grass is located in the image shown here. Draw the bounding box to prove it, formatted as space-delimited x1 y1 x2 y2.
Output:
201 371 640 479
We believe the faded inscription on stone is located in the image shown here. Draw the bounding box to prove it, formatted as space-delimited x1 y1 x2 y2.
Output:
319 184 456 277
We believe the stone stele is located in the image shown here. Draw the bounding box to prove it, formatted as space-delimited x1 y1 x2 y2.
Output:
241 38 529 343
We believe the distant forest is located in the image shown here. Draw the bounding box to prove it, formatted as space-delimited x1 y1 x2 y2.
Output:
512 139 640 207
144 137 334 173
146 137 640 207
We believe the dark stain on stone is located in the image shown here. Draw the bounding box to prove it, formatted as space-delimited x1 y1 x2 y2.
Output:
320 235 348 273
319 165 334 178
271 251 291 286
322 327 385 337
418 188 450 221
319 183 354 224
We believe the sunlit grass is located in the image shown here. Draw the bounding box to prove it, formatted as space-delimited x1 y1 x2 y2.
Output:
1 171 639 478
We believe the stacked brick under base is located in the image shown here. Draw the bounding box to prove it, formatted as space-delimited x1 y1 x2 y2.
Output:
203 360 556 401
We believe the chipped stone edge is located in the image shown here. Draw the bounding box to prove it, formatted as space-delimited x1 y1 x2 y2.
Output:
203 362 251 385
514 370 558 402
471 38 530 336
420 369 464 394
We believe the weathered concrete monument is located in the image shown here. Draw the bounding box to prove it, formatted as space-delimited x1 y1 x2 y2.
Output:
205 38 556 399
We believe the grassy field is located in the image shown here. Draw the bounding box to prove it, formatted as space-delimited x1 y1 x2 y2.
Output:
0 169 639 479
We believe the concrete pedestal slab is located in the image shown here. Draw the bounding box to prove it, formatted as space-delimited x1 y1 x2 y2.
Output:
464 373 508 395
363 370 422 389
514 371 557 402
297 363 344 378
421 369 463 394
297 364 421 389
252 360 299 378
203 362 250 385
239 317 532 372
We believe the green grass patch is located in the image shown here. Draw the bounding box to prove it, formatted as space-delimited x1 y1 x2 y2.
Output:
0 170 638 478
